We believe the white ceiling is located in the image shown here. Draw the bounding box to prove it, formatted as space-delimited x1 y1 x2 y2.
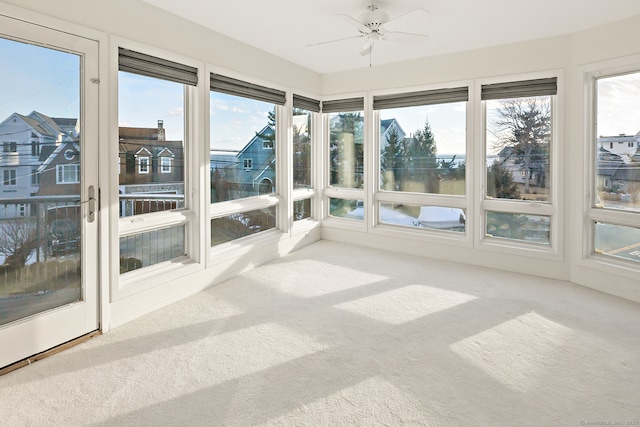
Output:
141 0 640 74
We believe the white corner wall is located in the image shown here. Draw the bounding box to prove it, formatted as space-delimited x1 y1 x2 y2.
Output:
320 17 640 303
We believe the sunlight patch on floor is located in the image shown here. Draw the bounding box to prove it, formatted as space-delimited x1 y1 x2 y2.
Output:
270 260 389 298
450 311 573 392
333 285 477 325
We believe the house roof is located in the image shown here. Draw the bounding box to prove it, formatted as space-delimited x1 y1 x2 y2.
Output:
380 119 395 133
612 164 640 182
15 114 57 138
119 127 162 140
236 125 273 158
38 145 58 162
119 139 183 155
38 141 80 173
52 117 77 127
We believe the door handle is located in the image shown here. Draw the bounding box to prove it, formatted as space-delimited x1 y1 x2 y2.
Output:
87 185 96 223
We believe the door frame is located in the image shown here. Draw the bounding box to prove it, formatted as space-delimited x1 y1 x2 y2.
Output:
0 9 104 368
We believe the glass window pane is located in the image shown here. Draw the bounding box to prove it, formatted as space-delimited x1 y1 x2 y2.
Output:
118 72 185 217
329 198 363 220
485 96 551 202
329 112 364 189
380 103 466 195
594 222 640 263
0 36 82 326
595 72 640 213
485 211 550 244
294 198 311 221
119 225 186 274
379 203 466 233
210 92 276 202
211 206 276 246
293 109 312 189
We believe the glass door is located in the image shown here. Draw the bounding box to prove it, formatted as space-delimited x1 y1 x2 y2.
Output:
0 16 99 368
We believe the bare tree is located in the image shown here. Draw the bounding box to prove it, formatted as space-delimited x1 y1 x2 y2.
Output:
490 97 551 195
0 218 38 269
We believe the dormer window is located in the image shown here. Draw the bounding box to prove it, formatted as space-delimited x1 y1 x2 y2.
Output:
160 157 172 173
138 156 150 174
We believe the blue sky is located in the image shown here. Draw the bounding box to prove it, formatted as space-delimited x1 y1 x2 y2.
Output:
380 102 466 156
0 37 79 123
210 93 272 151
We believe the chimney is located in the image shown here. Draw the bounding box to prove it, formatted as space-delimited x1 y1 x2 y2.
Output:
157 120 165 141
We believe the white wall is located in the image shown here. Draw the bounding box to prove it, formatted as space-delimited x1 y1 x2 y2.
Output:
321 35 573 94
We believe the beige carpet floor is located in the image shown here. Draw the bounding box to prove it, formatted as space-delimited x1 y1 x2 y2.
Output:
1 240 639 426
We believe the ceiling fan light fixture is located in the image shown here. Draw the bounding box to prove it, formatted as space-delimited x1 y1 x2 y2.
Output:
306 3 430 66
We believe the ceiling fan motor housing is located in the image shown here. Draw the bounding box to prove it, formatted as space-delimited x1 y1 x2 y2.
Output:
360 8 389 33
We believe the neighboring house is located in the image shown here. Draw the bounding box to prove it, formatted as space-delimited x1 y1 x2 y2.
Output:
0 111 77 219
496 146 547 188
597 133 640 160
118 120 181 185
36 141 80 196
380 118 405 150
210 125 277 201
596 133 640 197
596 148 624 191
235 125 275 195
118 120 185 216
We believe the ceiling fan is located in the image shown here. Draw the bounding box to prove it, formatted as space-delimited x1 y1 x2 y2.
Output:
306 2 430 59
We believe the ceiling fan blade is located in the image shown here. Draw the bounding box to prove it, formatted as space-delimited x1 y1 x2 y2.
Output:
359 41 374 57
384 8 430 31
305 35 363 48
336 14 371 34
383 31 429 44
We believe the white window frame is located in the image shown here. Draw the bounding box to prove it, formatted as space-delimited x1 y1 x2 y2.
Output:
56 164 79 184
367 82 472 246
207 67 287 263
113 39 202 301
31 167 39 185
581 59 640 276
243 158 253 171
477 72 563 261
291 93 320 229
3 168 16 186
3 141 17 153
137 155 150 174
322 92 369 232
160 156 172 173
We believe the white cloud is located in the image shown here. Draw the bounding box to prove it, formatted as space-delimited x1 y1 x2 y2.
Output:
168 107 183 117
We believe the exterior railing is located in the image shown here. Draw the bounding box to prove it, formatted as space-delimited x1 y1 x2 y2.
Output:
119 193 184 217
